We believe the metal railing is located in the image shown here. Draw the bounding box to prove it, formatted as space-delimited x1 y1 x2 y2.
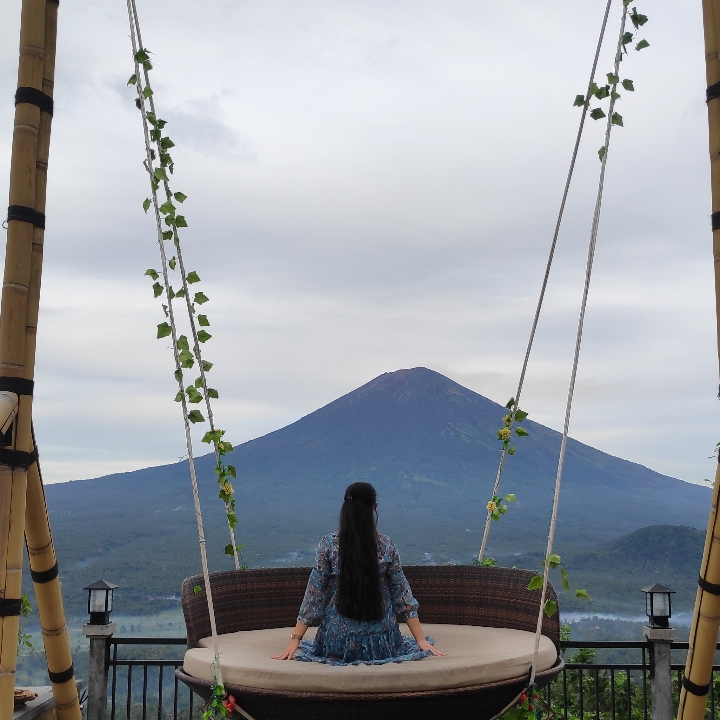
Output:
105 637 720 720
108 638 201 720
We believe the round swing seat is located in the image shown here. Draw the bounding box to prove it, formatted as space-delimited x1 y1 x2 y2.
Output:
176 565 563 720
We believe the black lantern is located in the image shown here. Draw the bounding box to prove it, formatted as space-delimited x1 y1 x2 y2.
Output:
83 579 118 625
641 583 675 628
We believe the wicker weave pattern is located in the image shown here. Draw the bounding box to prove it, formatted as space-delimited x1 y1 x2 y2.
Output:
181 565 559 648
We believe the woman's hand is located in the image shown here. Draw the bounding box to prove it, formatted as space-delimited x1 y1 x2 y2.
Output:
416 638 447 656
271 638 301 660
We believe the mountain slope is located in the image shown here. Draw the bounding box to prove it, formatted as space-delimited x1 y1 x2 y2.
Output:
41 367 711 616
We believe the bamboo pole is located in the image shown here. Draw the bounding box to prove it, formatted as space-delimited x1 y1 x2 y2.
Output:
21 1 80 717
677 2 720 719
0 0 48 718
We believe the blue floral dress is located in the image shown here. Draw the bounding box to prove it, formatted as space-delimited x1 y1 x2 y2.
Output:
294 532 434 665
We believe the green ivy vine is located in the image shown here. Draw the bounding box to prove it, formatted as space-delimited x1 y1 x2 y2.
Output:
128 48 244 567
574 1 649 160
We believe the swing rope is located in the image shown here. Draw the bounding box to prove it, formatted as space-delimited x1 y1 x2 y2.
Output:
125 0 241 573
477 0 614 563
529 3 629 686
125 3 253 718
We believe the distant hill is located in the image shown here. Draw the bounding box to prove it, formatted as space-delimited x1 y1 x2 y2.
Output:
525 525 705 614
39 367 712 617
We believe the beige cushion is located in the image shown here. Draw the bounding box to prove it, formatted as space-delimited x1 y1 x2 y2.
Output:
183 624 557 693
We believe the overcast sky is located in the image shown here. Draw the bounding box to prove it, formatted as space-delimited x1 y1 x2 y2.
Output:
0 0 716 487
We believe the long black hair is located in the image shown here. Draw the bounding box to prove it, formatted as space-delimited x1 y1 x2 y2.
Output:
336 482 383 622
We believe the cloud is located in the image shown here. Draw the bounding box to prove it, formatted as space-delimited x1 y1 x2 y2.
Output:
0 0 717 490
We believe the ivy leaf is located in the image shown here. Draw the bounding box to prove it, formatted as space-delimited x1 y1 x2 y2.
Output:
507 446 515 455
515 427 529 437
611 91 620 101
175 288 186 298
207 388 219 399
177 335 190 351
228 465 237 478
606 73 619 85
193 585 202 595
590 108 606 120
198 314 210 327
514 410 528 422
635 39 650 51
153 167 168 182
202 360 213 372
561 567 570 592
611 112 624 127
575 589 591 600
547 553 562 569
197 330 212 343
162 304 169 317
128 74 137 86
157 322 172 339
543 599 557 617
150 129 160 142
159 200 175 215
162 230 173 240
174 369 183 382
505 493 517 502
573 94 585 107
142 198 151 213
167 287 175 300
595 85 609 100
598 146 607 161
186 271 201 284
174 191 187 203
142 86 153 99
143 60 153 71
622 31 634 46
505 397 515 409
152 282 163 298
224 544 236 557
527 574 544 591
622 78 635 91
175 215 188 228
178 349 194 368
194 292 209 305
188 410 205 424
134 48 150 63
145 268 159 280
630 8 648 27
588 82 599 97
160 137 175 149
174 391 183 402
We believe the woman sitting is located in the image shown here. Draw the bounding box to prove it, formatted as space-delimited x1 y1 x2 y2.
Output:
272 481 446 664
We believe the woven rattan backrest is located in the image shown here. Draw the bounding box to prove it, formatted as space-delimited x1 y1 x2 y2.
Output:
181 565 559 648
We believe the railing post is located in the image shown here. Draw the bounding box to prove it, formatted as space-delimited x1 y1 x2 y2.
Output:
643 626 677 720
82 622 116 720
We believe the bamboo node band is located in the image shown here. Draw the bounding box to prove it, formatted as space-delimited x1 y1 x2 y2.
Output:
0 377 33 396
15 87 53 116
708 81 720 103
0 598 22 616
48 664 74 684
698 576 720 594
31 562 58 583
7 205 45 229
682 676 711 696
0 446 37 469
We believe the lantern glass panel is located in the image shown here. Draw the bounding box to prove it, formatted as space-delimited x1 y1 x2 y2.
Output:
645 593 652 617
89 589 107 614
653 592 670 617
